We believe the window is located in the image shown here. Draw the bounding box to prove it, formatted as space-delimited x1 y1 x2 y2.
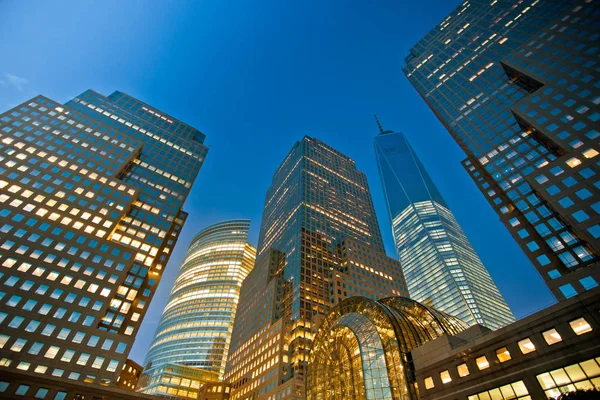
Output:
583 148 598 159
468 380 529 400
569 318 592 335
440 370 451 384
496 347 512 363
15 385 30 395
518 338 536 354
476 356 489 370
34 388 49 399
76 353 90 366
542 328 562 345
566 157 581 168
457 363 470 377
44 346 60 359
424 376 434 390
537 357 600 399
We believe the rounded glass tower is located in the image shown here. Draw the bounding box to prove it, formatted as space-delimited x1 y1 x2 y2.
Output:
138 220 256 398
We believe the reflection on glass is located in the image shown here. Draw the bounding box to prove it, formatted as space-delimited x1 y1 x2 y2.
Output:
569 318 592 335
518 338 536 354
542 328 562 345
476 356 489 370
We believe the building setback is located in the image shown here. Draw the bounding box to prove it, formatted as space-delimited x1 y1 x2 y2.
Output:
224 137 408 400
403 0 600 301
0 91 208 394
374 121 514 330
138 220 256 399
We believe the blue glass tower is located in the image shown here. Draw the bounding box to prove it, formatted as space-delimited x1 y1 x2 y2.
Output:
402 0 600 301
374 117 514 329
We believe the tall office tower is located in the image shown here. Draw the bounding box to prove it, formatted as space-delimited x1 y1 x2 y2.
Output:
374 119 514 329
138 220 256 399
224 137 408 400
403 0 600 301
0 91 207 394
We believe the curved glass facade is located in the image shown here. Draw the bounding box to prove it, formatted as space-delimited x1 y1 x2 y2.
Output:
307 296 468 400
138 220 256 398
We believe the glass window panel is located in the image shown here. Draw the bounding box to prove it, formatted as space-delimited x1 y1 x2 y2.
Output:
549 368 571 386
542 329 562 345
476 356 489 370
580 360 600 378
537 372 556 390
564 364 587 382
518 338 536 354
457 363 470 377
424 376 434 390
440 370 451 384
511 381 529 396
569 318 592 335
496 347 512 363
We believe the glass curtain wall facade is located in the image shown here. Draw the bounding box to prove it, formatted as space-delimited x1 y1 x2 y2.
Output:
307 296 468 400
403 0 600 301
374 127 514 329
138 220 256 399
0 91 207 387
224 137 408 400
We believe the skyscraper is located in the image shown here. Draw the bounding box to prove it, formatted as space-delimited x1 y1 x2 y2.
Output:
403 0 600 301
374 119 514 329
224 137 408 400
138 220 256 399
0 90 207 395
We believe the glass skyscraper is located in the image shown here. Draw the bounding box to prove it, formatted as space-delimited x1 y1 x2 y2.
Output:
374 121 514 329
224 137 408 400
138 220 256 399
403 0 599 301
0 91 207 395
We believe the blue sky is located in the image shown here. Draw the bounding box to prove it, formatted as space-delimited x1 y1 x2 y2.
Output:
0 0 556 364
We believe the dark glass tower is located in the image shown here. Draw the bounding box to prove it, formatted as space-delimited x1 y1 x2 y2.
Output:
403 0 600 301
374 118 514 329
224 137 408 400
0 91 207 393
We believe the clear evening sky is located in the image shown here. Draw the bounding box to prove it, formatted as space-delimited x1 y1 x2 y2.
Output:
0 0 556 364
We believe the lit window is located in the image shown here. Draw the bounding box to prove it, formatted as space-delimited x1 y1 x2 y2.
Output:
424 376 434 390
518 338 536 354
583 148 598 159
440 370 452 384
476 356 489 370
457 363 470 377
44 346 60 359
569 318 592 335
496 347 512 363
542 328 562 345
566 157 581 168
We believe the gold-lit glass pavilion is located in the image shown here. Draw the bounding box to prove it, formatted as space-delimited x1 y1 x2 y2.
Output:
307 296 468 400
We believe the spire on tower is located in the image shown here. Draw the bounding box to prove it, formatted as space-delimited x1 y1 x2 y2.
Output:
374 114 394 135
374 114 384 134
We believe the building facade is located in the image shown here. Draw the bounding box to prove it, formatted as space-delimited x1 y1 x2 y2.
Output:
306 296 468 400
117 358 143 391
403 0 600 301
412 286 600 400
0 91 208 389
374 122 514 329
138 220 256 399
224 137 408 400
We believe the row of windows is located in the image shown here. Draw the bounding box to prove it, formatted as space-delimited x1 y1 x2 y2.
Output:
423 316 593 390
